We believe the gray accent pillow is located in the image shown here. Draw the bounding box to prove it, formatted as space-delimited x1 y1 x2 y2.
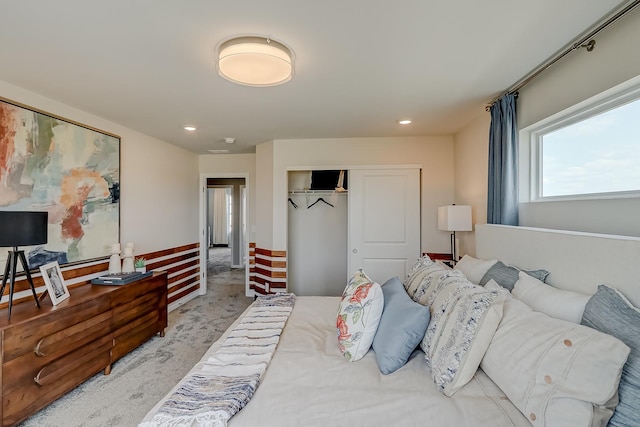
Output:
581 285 640 427
479 261 550 291
372 277 430 375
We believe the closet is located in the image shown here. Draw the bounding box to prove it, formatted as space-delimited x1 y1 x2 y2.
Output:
288 171 348 296
287 168 421 296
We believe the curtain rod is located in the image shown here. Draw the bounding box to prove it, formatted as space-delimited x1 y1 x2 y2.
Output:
487 0 640 109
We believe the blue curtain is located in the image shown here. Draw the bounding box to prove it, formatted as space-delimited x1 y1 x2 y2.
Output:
487 93 518 225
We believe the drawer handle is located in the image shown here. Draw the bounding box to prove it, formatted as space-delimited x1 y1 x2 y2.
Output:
34 338 46 357
32 311 112 357
34 339 111 386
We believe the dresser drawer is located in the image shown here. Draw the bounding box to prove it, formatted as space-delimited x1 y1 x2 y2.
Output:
2 334 111 426
2 295 111 362
112 311 162 362
2 311 112 396
110 274 165 307
112 290 162 330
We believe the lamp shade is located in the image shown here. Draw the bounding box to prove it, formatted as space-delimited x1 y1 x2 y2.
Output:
438 205 472 232
0 211 48 247
217 36 294 87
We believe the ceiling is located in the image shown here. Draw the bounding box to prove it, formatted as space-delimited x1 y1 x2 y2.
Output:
0 1 628 154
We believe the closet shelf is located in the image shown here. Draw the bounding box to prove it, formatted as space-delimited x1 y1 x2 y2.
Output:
288 190 348 195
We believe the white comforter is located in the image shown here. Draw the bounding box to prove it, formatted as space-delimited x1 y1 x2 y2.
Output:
144 296 530 427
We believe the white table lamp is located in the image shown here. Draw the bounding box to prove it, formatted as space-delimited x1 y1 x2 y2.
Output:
438 205 472 262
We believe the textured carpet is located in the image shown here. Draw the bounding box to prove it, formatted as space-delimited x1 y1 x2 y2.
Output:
19 248 252 427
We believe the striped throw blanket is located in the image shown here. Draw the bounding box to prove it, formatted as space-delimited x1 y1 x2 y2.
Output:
139 293 296 427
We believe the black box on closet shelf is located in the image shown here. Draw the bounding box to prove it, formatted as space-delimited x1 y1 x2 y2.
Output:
310 170 348 190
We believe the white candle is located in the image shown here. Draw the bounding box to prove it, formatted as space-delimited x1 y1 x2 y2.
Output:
124 247 133 256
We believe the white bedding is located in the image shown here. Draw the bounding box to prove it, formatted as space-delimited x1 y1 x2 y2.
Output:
144 296 530 427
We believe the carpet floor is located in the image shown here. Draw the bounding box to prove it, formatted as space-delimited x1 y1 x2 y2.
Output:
18 248 253 427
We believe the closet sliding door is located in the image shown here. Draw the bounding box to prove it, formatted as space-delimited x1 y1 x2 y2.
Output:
348 169 420 284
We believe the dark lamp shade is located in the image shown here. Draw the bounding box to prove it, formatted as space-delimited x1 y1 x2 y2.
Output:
0 211 48 247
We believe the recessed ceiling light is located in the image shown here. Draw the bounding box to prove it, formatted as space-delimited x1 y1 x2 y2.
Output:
208 149 230 154
398 119 412 125
184 126 197 131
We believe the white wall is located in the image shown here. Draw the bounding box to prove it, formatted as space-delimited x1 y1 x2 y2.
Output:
0 80 200 254
454 112 490 256
198 154 257 245
256 136 455 254
517 6 640 236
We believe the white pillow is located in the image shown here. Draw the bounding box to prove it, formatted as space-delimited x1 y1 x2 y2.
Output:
421 271 507 396
512 271 590 323
337 269 384 362
481 295 630 427
454 255 498 284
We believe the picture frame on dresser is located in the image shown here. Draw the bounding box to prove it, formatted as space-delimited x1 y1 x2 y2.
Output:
39 261 70 305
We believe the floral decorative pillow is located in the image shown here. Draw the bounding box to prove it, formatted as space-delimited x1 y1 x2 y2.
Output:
337 269 384 362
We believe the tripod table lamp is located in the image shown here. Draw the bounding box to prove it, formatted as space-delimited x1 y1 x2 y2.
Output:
0 211 48 318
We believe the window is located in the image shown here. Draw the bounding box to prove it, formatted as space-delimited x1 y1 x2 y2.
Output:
528 80 640 200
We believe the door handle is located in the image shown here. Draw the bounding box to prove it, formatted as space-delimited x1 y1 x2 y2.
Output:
352 249 358 254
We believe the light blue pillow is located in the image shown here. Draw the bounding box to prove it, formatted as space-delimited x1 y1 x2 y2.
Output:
372 277 430 375
581 285 640 427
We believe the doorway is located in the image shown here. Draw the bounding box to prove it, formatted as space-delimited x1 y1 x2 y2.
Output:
200 174 249 295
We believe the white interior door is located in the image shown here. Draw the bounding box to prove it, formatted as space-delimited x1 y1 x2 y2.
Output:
348 168 420 284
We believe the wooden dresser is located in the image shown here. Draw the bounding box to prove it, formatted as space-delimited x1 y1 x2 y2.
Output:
0 271 168 426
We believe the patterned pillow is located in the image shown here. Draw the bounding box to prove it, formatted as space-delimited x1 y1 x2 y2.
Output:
403 257 451 302
581 285 640 427
337 269 384 362
411 265 451 305
421 271 507 396
403 256 435 297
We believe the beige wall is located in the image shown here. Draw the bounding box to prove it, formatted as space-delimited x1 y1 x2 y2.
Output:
517 6 640 236
0 80 200 255
519 8 640 129
255 136 455 254
255 142 274 248
453 112 490 256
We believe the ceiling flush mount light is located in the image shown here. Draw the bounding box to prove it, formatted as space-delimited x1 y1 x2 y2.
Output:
225 137 236 144
398 119 412 125
216 36 294 87
184 125 197 131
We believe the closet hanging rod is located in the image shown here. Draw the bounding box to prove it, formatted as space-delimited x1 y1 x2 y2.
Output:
288 190 348 194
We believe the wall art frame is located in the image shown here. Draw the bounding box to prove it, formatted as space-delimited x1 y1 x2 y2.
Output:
0 96 121 271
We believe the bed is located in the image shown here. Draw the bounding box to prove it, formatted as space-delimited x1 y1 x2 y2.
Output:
141 224 640 427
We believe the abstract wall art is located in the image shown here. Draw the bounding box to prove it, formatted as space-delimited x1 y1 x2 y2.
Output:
0 98 120 270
